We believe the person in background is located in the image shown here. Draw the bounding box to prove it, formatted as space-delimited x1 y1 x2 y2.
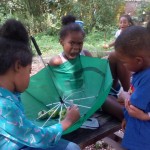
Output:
0 19 80 150
102 51 131 121
108 51 130 98
102 15 132 99
101 15 133 121
103 14 134 49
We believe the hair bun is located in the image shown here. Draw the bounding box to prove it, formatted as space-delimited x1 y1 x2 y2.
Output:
61 15 76 26
0 19 29 44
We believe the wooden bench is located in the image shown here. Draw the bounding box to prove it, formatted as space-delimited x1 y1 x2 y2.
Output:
62 111 121 149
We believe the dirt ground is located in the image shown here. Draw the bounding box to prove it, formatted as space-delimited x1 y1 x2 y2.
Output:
31 56 50 76
83 140 116 150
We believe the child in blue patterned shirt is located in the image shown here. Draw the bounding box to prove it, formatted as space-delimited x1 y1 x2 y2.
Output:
0 19 80 150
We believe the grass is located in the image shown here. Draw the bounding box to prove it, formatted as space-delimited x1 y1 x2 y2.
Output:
31 30 115 58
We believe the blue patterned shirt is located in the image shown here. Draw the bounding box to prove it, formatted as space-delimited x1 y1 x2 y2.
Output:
0 87 63 150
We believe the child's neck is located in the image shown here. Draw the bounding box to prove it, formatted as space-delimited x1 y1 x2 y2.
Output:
0 74 14 92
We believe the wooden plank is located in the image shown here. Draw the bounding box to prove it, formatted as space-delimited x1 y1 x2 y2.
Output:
62 111 121 149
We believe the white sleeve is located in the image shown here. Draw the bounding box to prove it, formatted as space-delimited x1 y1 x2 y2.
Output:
115 30 121 38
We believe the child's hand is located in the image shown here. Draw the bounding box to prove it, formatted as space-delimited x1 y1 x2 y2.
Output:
121 119 126 132
66 105 80 123
126 104 150 121
61 105 80 130
103 44 109 49
118 91 130 102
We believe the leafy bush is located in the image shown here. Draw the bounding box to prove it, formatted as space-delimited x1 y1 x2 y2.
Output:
0 0 125 34
32 29 115 57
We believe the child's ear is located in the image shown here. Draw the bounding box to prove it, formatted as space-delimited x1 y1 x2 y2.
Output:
135 57 143 65
59 39 64 46
14 60 21 72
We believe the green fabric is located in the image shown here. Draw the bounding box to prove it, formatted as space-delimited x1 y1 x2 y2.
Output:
21 56 112 134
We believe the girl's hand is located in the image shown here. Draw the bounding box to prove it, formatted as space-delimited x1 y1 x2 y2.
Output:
66 105 80 123
61 105 80 130
103 44 109 49
121 119 126 132
126 104 150 121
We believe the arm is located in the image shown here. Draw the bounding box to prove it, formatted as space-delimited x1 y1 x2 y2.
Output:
103 29 122 49
48 55 62 66
82 49 92 57
122 107 129 132
102 95 124 121
116 57 130 91
61 105 80 130
122 119 126 132
103 41 115 49
127 74 150 120
1 101 63 148
0 99 79 148
108 51 130 91
119 90 150 121
108 41 115 48
125 100 150 121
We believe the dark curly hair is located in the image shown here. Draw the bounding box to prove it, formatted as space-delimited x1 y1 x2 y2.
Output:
59 15 85 39
115 26 150 57
0 19 32 75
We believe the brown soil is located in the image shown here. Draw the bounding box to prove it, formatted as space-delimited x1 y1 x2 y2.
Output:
31 56 49 76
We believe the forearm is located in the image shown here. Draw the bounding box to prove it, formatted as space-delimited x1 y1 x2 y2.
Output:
139 112 150 121
61 118 73 130
125 103 150 121
117 61 131 91
103 41 115 49
1 110 63 148
108 41 115 48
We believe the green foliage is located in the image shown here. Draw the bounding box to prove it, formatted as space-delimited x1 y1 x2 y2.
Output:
0 0 122 58
137 1 150 15
0 0 125 34
133 1 150 25
32 29 115 57
70 0 124 32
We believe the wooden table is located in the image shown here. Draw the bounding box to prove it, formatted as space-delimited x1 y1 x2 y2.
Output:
62 111 121 149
